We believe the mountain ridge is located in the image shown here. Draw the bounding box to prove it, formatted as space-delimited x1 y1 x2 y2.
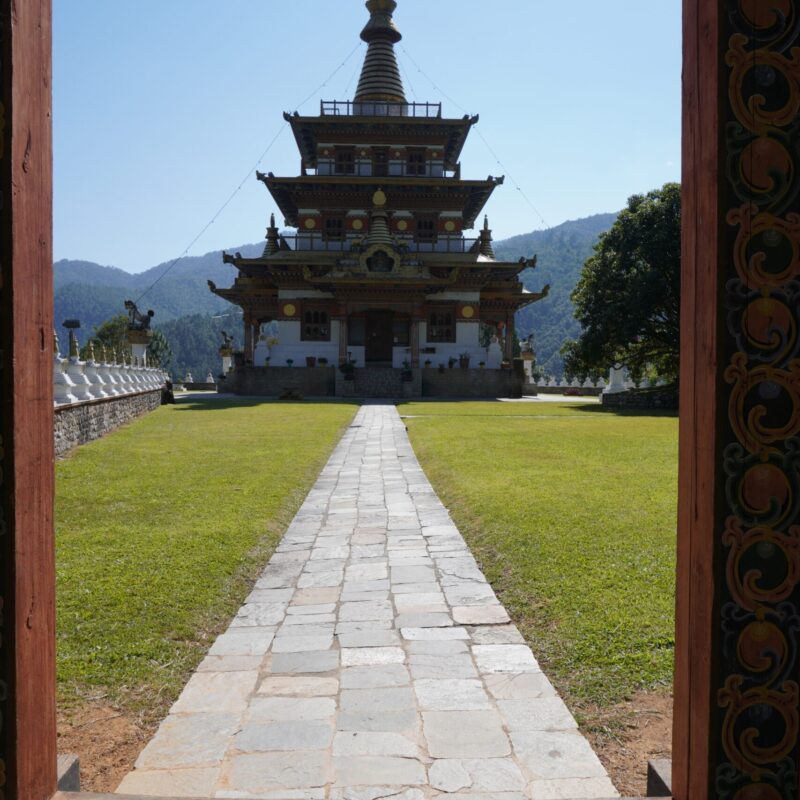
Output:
54 213 617 379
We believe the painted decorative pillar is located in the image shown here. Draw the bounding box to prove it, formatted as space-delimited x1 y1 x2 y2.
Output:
674 2 800 798
0 1 59 797
410 319 420 368
243 313 254 363
503 311 515 362
338 316 349 365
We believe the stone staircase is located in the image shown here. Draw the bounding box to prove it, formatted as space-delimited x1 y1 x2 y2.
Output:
349 366 421 398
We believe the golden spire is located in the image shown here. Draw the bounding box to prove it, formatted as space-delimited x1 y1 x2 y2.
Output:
479 215 496 259
354 0 406 104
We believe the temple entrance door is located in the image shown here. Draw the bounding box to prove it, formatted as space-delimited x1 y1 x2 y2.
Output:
365 309 394 363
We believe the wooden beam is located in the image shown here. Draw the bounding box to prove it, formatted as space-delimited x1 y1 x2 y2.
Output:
0 1 57 800
676 1 800 797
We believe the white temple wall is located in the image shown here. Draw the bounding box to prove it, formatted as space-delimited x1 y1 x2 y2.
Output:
258 320 341 367
419 321 489 367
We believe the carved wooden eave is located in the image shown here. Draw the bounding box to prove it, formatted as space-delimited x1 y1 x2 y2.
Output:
300 264 461 290
258 173 504 229
284 112 478 170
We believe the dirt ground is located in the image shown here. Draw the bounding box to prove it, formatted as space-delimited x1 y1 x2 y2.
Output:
60 692 671 797
57 701 156 793
583 690 673 797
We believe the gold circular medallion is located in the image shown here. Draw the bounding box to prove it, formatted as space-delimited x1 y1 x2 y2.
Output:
304 218 317 230
372 189 387 207
444 220 456 232
397 220 408 231
283 303 296 317
462 305 475 319
352 219 364 231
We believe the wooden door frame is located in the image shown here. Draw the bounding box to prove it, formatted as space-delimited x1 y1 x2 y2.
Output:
3 2 799 799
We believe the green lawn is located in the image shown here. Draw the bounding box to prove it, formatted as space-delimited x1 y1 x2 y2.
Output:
56 398 356 714
401 400 678 711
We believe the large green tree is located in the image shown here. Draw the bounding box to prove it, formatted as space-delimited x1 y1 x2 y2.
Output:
562 183 680 384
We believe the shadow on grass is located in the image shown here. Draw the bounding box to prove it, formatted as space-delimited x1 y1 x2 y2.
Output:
172 396 362 412
395 397 678 419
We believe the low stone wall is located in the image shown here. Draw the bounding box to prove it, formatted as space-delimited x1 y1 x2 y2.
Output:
533 385 604 396
223 366 335 397
423 368 523 398
601 387 679 410
54 390 163 457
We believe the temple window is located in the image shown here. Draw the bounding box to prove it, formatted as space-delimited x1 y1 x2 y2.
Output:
323 216 345 241
335 148 355 175
428 310 455 343
406 148 427 176
373 148 389 177
415 214 438 243
302 309 330 341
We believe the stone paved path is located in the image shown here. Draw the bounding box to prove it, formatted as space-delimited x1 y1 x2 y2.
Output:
118 405 618 800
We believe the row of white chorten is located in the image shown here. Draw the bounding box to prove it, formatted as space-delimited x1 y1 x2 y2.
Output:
54 334 168 408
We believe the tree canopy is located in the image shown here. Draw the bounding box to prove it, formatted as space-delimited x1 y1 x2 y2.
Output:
78 313 172 368
561 183 680 384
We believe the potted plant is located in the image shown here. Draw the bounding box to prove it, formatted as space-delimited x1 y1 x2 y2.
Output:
401 359 413 382
459 352 470 369
318 357 329 366
424 359 432 368
306 356 317 367
448 356 457 369
286 358 294 367
265 357 270 367
339 360 355 381
479 361 485 369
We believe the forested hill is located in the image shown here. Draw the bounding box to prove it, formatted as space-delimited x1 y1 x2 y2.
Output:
54 213 615 380
494 213 617 377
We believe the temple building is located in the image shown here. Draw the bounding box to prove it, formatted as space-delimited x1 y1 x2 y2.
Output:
210 0 547 397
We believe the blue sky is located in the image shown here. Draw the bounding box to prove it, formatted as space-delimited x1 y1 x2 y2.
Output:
54 1 681 273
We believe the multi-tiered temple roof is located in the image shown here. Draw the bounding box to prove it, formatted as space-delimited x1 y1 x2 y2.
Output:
210 0 547 392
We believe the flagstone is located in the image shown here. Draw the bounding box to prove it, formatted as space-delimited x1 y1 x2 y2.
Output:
117 404 616 800
422 711 511 758
428 758 527 793
258 676 339 697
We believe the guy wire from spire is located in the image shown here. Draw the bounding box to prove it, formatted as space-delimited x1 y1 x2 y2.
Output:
134 41 365 305
399 44 549 230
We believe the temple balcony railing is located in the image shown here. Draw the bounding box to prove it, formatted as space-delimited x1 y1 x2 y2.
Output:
279 235 481 254
320 100 442 118
311 161 461 179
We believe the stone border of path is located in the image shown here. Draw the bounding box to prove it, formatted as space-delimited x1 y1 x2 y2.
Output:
118 404 619 800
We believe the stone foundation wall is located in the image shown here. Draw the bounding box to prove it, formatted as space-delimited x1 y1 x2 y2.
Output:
223 367 335 397
423 368 523 398
54 390 163 457
601 387 679 410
